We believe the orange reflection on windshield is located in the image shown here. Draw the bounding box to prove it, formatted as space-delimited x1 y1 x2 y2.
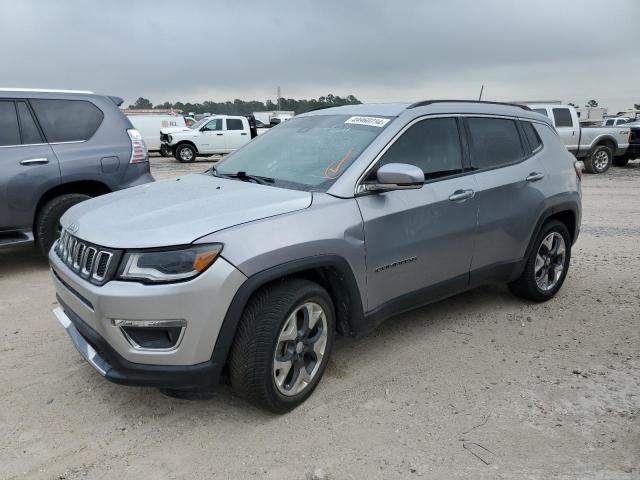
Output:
324 147 354 179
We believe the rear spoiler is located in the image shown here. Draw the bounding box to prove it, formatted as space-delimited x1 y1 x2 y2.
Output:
107 96 124 107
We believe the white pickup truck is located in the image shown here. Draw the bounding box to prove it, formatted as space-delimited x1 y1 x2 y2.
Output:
526 104 631 173
160 115 263 162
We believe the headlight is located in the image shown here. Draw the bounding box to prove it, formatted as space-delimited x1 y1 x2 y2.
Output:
167 134 173 142
118 244 223 283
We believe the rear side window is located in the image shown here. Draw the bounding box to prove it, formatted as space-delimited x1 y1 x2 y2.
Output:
379 117 463 180
31 99 104 142
552 108 573 127
16 102 43 144
466 117 525 169
521 121 542 152
605 119 614 126
226 118 244 130
0 101 21 146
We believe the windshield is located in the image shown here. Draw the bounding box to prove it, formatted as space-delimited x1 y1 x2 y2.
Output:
190 118 209 129
215 114 392 191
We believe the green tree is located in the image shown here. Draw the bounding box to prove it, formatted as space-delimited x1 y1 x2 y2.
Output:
586 99 598 107
128 97 153 109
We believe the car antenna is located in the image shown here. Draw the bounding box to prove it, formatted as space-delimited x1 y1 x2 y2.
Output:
478 84 484 101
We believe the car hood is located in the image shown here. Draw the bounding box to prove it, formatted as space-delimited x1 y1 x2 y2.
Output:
160 127 193 134
60 174 313 249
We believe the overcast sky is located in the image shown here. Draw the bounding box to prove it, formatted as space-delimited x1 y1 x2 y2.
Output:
1 0 638 112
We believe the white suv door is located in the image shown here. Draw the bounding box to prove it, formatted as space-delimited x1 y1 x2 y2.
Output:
197 118 226 153
224 118 249 151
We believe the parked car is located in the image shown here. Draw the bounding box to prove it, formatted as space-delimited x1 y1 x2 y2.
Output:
160 115 261 162
252 110 295 126
603 117 631 126
0 88 152 254
126 112 186 155
526 104 630 173
50 100 581 412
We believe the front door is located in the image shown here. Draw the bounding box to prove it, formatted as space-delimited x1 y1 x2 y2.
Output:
197 118 226 153
356 117 478 311
0 99 60 231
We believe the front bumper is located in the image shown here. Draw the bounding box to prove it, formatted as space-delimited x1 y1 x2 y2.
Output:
50 246 246 388
54 303 222 390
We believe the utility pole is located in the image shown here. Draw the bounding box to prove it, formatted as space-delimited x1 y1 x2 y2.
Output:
277 85 282 110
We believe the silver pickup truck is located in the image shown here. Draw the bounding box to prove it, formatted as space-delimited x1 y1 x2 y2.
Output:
526 104 630 174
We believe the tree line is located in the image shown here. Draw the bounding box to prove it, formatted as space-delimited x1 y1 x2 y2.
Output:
128 94 362 115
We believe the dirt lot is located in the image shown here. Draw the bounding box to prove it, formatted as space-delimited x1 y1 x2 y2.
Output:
1 157 638 480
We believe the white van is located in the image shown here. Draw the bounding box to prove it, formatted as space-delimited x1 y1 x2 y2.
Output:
126 113 187 154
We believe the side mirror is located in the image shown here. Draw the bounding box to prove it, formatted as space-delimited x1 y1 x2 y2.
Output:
364 163 424 192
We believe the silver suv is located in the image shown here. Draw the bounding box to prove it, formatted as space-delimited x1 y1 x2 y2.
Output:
50 101 582 412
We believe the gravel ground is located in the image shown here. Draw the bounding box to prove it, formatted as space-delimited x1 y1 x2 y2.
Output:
1 157 638 480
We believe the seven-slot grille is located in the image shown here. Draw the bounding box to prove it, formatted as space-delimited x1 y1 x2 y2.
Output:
55 230 115 284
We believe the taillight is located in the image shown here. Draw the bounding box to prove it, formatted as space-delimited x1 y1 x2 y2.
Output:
128 129 148 163
574 160 584 181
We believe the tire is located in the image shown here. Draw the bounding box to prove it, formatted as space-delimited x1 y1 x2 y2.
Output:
584 145 612 174
174 144 196 163
229 278 336 413
509 220 571 302
35 193 90 255
613 156 629 167
160 144 172 157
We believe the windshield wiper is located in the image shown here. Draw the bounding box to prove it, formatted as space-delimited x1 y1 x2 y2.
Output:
216 170 275 185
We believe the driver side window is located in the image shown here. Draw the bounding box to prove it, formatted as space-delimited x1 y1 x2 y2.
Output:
202 118 223 131
378 117 464 181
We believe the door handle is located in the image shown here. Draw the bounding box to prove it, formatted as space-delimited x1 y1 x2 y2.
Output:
20 158 49 165
448 189 475 202
240 133 247 136
526 172 545 182
216 133 223 136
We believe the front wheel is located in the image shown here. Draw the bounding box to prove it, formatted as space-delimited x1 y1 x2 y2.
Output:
174 144 196 163
509 220 571 302
584 145 612 174
229 279 335 413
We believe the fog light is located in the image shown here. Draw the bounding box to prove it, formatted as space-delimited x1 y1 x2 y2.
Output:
113 319 186 350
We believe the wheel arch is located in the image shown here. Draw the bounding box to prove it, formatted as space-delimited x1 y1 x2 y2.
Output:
593 136 617 153
211 255 365 371
174 140 198 153
34 180 111 229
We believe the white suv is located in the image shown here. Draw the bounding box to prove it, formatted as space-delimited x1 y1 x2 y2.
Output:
160 115 259 162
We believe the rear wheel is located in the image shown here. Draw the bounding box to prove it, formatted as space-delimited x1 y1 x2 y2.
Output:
584 145 612 173
35 194 90 255
229 279 335 413
175 144 196 163
613 156 629 167
509 220 571 302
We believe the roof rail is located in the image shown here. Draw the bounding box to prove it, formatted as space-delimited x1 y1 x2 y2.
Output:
407 100 531 111
0 88 95 94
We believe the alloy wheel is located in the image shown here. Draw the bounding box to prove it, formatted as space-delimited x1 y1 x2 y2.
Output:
535 232 566 292
273 302 328 396
594 150 609 171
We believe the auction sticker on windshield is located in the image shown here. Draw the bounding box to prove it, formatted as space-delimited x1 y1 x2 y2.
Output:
344 116 390 127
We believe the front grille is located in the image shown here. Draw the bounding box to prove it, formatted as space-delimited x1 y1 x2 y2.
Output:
55 230 119 285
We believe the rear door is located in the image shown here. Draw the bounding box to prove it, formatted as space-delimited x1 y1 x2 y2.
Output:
356 116 478 311
197 118 226 153
465 116 547 284
0 99 60 231
551 107 579 153
224 118 250 150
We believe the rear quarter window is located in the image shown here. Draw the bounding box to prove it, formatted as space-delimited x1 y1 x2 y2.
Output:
31 99 104 143
521 121 542 152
